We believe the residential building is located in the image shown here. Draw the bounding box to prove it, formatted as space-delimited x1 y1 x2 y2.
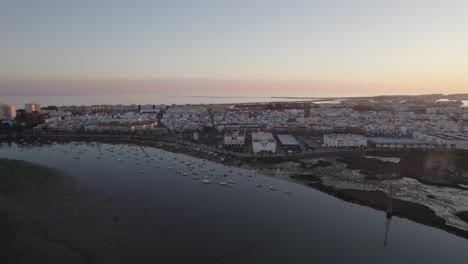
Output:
224 129 246 147
25 103 41 113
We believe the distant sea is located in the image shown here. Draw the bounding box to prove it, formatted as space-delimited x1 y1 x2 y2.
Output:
1 94 316 107
1 93 468 108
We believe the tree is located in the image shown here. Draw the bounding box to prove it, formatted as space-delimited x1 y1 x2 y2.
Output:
14 112 45 128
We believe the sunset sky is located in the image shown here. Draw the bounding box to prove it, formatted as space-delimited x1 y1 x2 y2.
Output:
1 0 468 95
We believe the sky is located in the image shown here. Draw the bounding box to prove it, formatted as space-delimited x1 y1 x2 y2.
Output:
1 0 468 96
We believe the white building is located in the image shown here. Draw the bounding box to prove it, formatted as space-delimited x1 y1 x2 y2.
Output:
25 103 41 113
224 129 246 147
0 104 16 120
323 134 367 148
252 130 277 153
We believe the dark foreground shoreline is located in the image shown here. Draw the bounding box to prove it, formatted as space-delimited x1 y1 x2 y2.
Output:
0 159 123 264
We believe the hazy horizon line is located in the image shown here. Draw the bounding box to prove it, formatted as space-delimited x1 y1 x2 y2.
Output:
2 78 465 97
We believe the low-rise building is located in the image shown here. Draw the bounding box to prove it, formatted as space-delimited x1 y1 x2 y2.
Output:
323 134 367 148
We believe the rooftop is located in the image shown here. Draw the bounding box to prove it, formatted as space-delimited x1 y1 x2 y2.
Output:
277 134 301 146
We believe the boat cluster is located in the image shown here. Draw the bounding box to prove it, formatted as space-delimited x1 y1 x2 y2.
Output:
13 141 292 195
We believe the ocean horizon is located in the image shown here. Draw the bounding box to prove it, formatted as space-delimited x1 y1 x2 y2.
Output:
3 93 466 108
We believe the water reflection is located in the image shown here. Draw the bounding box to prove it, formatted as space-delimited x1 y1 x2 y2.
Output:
384 214 392 246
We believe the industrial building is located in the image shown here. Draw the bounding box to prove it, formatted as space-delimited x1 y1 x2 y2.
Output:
368 137 432 149
413 132 468 150
277 134 301 152
323 134 367 148
252 130 277 153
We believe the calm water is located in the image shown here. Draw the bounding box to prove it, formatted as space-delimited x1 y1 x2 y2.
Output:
2 94 467 108
1 94 309 107
1 141 468 263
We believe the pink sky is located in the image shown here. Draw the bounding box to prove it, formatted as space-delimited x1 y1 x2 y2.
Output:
0 79 460 97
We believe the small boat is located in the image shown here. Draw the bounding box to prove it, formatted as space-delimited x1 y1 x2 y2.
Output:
139 170 145 174
270 186 278 191
191 175 200 180
228 180 236 184
219 181 227 186
201 179 212 184
254 184 262 188
283 190 292 194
